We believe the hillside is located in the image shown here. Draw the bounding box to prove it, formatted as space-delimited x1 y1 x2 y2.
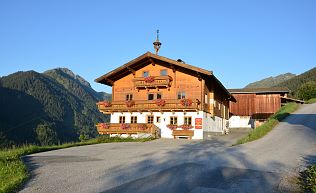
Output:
245 73 296 88
275 67 316 96
0 69 110 147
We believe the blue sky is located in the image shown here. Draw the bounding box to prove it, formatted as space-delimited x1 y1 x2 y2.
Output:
0 0 315 93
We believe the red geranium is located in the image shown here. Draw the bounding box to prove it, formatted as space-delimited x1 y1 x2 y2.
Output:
180 99 192 106
144 76 155 83
155 99 166 107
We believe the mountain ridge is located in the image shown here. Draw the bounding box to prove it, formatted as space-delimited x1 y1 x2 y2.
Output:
245 73 296 88
0 68 110 147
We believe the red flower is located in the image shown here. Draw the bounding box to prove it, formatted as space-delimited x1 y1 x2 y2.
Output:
120 123 130 130
125 100 135 107
167 124 178 130
144 76 155 83
99 123 110 129
155 99 166 107
99 101 111 107
180 99 192 106
179 124 193 130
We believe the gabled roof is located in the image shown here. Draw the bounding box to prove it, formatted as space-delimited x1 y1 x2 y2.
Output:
95 52 212 84
228 87 290 94
96 51 235 101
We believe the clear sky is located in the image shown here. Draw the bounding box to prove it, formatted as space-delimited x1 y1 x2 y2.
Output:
0 0 315 93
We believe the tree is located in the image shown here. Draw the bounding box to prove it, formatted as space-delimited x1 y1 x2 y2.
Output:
296 81 316 101
36 123 58 146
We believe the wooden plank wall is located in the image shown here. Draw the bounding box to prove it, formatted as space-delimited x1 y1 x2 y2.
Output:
254 94 281 114
230 93 281 117
230 94 255 116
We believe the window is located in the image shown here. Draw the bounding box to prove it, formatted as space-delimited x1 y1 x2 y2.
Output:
119 116 125 123
205 94 208 104
157 93 162 99
147 115 154 124
148 93 154 100
131 116 137 124
156 116 161 123
143 71 149 77
160 69 167 76
170 116 178 125
126 94 133 101
177 91 186 99
184 117 192 125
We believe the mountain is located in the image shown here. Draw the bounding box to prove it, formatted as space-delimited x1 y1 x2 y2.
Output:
245 73 296 88
0 68 110 147
274 67 316 96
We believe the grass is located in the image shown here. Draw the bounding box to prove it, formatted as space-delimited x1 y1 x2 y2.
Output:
306 98 316 104
0 136 154 193
298 164 316 193
234 102 299 145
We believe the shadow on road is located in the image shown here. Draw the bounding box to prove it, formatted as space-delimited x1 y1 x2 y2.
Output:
97 140 288 193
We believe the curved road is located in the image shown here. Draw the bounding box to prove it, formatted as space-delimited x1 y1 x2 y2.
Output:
20 103 316 193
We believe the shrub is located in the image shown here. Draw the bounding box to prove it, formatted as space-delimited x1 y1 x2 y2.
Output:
296 81 316 101
298 164 316 193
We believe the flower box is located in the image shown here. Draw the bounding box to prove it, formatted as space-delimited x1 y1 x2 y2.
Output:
99 123 110 129
180 98 192 106
155 99 166 107
179 124 193 130
144 76 155 83
120 123 130 130
125 100 135 107
99 101 112 107
167 124 178 130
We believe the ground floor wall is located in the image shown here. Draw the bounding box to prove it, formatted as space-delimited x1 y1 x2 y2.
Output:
229 116 254 128
110 111 228 139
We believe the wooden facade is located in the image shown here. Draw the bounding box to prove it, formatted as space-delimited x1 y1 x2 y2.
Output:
229 88 290 119
95 52 235 139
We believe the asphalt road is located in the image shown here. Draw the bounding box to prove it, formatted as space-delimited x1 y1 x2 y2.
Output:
20 103 316 193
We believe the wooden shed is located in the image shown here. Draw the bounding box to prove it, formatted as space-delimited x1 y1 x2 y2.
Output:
228 88 290 128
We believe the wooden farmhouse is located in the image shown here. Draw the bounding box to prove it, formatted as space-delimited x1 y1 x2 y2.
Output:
95 52 236 139
228 87 296 128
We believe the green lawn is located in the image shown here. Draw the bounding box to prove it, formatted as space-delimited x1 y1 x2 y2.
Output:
306 98 316 104
235 103 299 145
0 136 154 193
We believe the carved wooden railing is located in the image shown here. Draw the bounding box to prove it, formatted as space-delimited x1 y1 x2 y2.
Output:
133 75 173 89
97 99 201 114
96 123 160 138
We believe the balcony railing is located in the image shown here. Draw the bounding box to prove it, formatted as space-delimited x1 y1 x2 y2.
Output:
96 123 160 138
97 99 201 114
133 75 173 89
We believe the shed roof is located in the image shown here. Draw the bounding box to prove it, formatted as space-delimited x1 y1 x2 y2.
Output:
228 87 290 94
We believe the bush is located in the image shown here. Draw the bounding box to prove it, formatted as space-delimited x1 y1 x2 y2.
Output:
299 164 316 193
296 81 316 101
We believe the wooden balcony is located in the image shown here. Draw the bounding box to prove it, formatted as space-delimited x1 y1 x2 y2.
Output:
97 99 201 114
133 75 173 89
96 123 160 138
172 130 194 139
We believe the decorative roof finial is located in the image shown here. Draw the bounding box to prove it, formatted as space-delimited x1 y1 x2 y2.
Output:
153 29 162 55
